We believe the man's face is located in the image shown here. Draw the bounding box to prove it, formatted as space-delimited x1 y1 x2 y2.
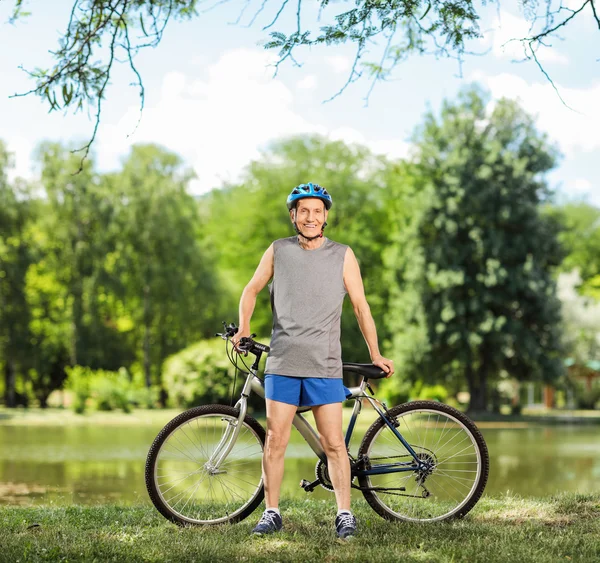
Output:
290 198 328 236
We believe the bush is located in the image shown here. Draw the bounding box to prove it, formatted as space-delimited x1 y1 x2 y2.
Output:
65 366 135 413
378 376 411 407
572 377 600 409
65 366 91 413
162 337 268 408
410 381 449 403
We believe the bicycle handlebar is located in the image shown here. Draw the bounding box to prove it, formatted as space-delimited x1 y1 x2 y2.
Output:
216 322 270 356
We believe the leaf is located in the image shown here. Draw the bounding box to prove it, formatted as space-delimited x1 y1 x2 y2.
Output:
139 13 148 37
62 84 73 106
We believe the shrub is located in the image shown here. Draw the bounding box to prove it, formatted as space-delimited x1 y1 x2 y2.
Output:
162 337 268 408
65 366 135 413
410 381 449 403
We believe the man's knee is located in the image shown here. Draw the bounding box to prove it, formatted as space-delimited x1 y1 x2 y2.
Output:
320 433 346 456
265 428 290 454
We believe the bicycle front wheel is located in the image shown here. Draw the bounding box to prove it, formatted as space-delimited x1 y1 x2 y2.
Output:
358 400 489 523
145 404 265 526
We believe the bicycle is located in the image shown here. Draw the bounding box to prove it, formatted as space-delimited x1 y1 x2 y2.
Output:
145 322 489 526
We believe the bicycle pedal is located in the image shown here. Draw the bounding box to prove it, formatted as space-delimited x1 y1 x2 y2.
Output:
299 479 316 492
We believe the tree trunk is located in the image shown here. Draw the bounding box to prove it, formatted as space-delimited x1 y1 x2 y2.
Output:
70 278 83 366
143 285 151 388
4 357 16 408
467 341 493 414
157 311 167 407
468 375 487 413
466 350 489 414
38 393 49 409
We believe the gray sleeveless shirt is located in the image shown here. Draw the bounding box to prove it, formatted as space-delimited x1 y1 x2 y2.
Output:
265 236 348 379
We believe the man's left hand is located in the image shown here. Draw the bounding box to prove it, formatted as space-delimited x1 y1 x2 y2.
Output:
371 355 394 378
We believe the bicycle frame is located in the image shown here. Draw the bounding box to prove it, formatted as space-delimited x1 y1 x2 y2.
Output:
206 357 430 478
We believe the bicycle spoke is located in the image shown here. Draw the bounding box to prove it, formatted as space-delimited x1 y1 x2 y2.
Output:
149 409 264 525
359 405 486 522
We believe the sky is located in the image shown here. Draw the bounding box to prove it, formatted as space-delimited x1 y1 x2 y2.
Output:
0 0 598 203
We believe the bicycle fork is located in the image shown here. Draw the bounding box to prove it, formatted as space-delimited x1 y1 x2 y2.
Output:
204 378 253 473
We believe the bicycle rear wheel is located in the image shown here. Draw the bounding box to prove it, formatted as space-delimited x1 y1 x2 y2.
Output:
358 400 489 522
145 404 265 526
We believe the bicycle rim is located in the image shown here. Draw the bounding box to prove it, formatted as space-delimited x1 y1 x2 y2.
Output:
360 404 486 522
149 411 264 525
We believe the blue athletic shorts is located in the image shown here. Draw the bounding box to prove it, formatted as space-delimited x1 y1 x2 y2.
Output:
264 374 351 407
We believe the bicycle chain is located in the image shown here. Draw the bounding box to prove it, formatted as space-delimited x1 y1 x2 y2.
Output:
354 449 434 498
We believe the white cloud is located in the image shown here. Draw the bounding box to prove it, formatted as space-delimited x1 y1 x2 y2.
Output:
471 71 600 157
297 75 317 90
95 49 410 194
324 55 352 74
568 178 593 194
486 10 569 64
98 50 319 193
564 178 600 206
5 137 35 182
329 127 411 160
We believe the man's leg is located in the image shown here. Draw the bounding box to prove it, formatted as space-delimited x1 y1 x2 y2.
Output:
312 402 350 510
313 401 357 539
263 398 297 509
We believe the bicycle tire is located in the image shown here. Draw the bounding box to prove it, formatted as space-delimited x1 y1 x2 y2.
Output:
145 404 266 526
358 400 489 523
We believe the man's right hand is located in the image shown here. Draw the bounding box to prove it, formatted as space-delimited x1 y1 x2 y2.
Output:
232 328 251 354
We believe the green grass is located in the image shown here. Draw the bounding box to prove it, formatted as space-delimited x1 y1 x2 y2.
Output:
1 494 599 562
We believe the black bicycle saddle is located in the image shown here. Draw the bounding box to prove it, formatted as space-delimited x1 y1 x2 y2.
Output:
342 363 387 379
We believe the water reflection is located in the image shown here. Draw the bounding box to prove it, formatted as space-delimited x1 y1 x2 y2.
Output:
1 424 599 505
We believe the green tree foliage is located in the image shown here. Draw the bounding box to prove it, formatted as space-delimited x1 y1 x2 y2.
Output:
36 143 114 366
558 270 600 366
23 239 72 407
386 86 566 412
549 203 600 298
1 140 222 408
110 144 221 390
0 91 580 412
0 143 37 406
378 161 432 405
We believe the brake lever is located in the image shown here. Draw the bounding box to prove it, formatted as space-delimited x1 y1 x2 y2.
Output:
237 336 252 356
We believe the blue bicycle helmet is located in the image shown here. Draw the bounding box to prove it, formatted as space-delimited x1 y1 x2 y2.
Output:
286 183 332 210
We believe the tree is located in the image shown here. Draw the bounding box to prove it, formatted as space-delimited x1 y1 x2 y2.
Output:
8 0 595 157
386 86 566 412
114 144 221 391
557 269 600 366
23 234 72 407
202 135 395 363
378 161 433 405
548 202 600 298
0 142 36 406
36 142 105 368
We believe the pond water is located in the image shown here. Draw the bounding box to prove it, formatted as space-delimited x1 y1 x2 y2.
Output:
1 418 599 505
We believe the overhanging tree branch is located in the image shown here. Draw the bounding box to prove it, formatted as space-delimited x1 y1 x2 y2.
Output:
9 0 199 170
6 0 598 166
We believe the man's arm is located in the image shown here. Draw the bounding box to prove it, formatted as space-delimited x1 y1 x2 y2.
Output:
343 247 394 377
233 244 275 347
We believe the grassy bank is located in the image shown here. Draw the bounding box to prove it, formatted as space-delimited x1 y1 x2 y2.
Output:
1 494 599 562
0 407 183 427
2 405 600 429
